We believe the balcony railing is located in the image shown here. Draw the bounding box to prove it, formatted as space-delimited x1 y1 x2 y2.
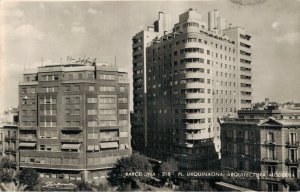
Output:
4 147 16 152
99 137 119 142
261 158 279 164
264 141 276 147
19 137 37 142
61 127 83 131
61 137 83 143
285 158 300 165
286 141 299 148
19 126 37 131
4 136 13 140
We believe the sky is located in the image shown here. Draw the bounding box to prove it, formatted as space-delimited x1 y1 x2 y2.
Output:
1 0 300 112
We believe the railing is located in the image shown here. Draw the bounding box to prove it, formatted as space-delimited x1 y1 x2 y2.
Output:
19 137 37 142
261 158 279 164
286 141 299 148
19 126 37 130
61 127 83 131
285 158 300 165
264 141 276 146
4 147 16 152
61 137 83 143
99 137 119 142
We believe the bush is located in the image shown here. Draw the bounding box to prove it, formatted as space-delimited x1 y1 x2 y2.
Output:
18 168 39 191
107 152 153 187
0 169 17 183
75 181 93 191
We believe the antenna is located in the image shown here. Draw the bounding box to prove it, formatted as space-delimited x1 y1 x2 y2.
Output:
114 56 117 67
41 57 44 66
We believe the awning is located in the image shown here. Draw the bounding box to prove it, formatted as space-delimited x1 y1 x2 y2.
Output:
61 144 81 150
87 145 94 151
94 145 100 151
100 142 118 149
19 142 36 147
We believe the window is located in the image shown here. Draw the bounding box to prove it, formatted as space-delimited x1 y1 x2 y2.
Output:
68 74 73 80
65 121 80 127
119 120 128 125
89 85 95 91
73 85 80 91
65 86 70 92
88 121 97 127
99 97 115 103
118 97 128 103
289 133 297 144
87 97 97 103
119 109 128 114
73 97 80 104
268 148 275 160
99 109 116 115
267 165 276 175
99 86 115 92
88 133 97 139
291 167 298 178
119 86 126 92
87 109 97 115
268 132 274 142
99 74 115 80
290 148 298 162
99 120 116 126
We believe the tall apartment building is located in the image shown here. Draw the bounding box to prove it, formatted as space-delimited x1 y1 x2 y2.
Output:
132 9 252 169
219 107 300 191
0 107 18 168
132 12 172 152
18 61 131 182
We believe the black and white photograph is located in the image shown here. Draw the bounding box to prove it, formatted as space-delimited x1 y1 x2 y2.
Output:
0 0 300 191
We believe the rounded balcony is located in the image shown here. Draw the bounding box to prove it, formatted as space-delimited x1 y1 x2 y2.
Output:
185 93 206 99
183 113 206 119
185 133 210 140
185 63 205 69
184 123 206 130
184 72 206 79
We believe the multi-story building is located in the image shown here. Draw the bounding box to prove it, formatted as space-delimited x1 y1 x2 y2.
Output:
18 61 131 182
132 12 172 152
219 106 300 191
0 107 18 168
133 8 252 169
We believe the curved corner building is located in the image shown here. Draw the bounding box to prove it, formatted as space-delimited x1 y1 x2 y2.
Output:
132 9 252 170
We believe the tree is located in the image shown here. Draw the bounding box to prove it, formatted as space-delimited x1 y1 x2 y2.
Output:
75 181 93 191
0 182 27 192
0 156 16 183
159 158 178 185
0 157 13 169
107 152 153 188
160 158 178 173
18 168 39 191
0 169 16 183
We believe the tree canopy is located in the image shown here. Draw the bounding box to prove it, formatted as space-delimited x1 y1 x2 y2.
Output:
160 158 178 173
108 152 153 188
18 168 39 191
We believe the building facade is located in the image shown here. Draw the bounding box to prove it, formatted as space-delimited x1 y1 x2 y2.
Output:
18 61 131 182
133 9 252 169
220 108 300 191
132 12 172 152
0 107 18 168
